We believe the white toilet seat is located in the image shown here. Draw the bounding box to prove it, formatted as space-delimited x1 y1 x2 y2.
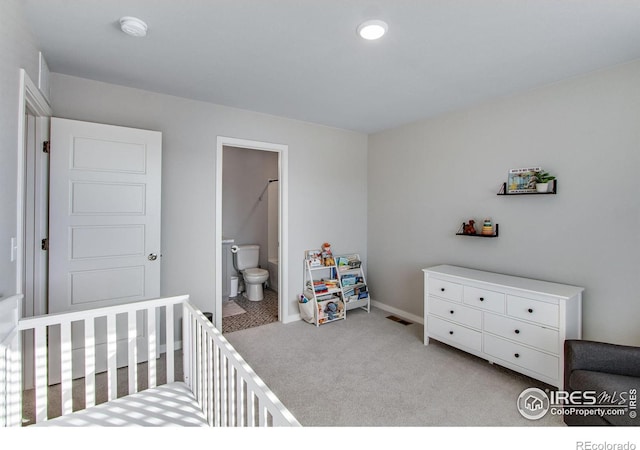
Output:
243 268 269 283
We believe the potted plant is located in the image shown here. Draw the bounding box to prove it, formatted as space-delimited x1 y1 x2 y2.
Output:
534 171 556 193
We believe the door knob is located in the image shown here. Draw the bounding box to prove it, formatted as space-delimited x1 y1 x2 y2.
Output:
148 253 158 261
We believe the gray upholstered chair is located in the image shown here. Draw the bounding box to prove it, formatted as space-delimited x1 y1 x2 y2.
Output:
564 340 640 426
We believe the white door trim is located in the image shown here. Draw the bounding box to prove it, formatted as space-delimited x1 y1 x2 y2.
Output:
16 69 52 307
215 136 288 331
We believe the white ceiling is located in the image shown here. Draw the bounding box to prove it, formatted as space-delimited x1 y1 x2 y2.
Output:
22 0 640 134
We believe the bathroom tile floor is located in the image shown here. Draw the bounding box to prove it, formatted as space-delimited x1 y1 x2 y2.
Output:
222 288 279 334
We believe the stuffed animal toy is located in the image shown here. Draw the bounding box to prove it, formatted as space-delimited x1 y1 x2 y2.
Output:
325 301 338 320
463 220 477 235
321 242 335 266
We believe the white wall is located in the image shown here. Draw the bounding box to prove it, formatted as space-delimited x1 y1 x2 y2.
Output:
368 60 640 346
50 74 368 320
0 1 42 299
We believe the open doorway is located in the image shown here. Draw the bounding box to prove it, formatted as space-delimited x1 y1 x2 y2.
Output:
215 137 288 333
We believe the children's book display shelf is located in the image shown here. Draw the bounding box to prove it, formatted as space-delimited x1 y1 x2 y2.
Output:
302 253 370 327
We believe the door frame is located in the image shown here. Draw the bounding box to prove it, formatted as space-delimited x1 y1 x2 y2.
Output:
215 136 289 331
16 68 52 316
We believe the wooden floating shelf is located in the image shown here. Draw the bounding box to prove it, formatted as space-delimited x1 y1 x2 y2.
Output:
497 181 557 195
456 224 499 238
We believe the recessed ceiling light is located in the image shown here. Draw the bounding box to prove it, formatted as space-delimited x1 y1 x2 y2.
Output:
120 16 148 37
357 20 388 40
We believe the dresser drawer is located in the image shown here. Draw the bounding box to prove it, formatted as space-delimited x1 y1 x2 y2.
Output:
428 297 482 329
483 334 559 381
428 278 463 302
507 295 559 328
427 316 482 352
463 286 505 313
483 313 559 354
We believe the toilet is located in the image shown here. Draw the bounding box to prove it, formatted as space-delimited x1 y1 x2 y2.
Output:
231 244 269 301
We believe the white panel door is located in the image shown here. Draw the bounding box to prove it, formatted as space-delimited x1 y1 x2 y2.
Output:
48 118 161 381
49 118 161 310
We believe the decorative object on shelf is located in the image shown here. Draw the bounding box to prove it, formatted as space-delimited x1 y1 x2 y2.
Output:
481 218 494 236
533 171 556 193
457 222 499 237
462 219 477 235
305 249 322 267
507 167 541 193
498 180 557 195
321 242 335 266
324 301 339 320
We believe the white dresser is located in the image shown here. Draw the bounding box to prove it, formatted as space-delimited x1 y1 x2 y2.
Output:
423 265 583 388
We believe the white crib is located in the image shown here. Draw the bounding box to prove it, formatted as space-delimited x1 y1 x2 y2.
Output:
0 294 300 427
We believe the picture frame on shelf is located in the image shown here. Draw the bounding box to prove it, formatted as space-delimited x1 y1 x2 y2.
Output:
507 166 541 193
305 249 323 267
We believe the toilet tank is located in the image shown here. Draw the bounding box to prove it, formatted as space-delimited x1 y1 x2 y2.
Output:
235 244 260 270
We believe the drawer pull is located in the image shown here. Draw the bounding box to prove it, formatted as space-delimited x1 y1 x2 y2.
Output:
479 297 484 302
449 331 454 335
527 308 533 313
450 310 454 314
514 329 520 334
514 353 520 358
441 288 445 292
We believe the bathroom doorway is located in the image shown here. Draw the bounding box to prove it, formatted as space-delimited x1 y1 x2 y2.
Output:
215 137 288 333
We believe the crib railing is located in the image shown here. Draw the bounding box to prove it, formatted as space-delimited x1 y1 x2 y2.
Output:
1 294 299 427
182 301 300 426
17 295 188 424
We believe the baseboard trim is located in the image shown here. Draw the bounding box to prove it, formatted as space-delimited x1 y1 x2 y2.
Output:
283 313 301 324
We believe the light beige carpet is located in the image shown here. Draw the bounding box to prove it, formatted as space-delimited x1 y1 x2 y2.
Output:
225 306 566 427
222 300 246 318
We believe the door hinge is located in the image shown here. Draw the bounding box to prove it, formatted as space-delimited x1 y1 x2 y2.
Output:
41 238 49 251
43 141 50 153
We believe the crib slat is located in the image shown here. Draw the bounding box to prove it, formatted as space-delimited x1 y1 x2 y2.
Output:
181 303 190 387
60 321 73 415
213 341 220 426
206 335 213 426
196 321 202 406
221 354 228 426
147 307 156 389
166 304 174 383
7 335 22 427
85 318 96 408
128 311 137 394
106 313 117 401
199 326 207 422
258 404 267 427
200 327 209 424
228 366 236 426
189 316 198 395
34 326 47 423
246 388 255 427
237 377 245 426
